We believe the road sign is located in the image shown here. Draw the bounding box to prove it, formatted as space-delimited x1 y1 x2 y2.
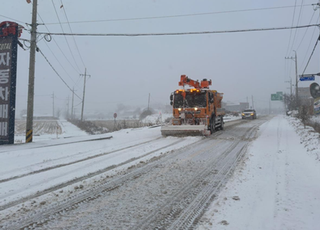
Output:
300 75 315 81
271 94 279 101
271 92 283 101
314 97 320 115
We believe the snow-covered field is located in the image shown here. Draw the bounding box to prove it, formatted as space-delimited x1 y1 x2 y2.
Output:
1 115 320 229
14 120 88 143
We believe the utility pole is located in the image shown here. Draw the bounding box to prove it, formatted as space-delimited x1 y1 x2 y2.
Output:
294 50 298 105
71 87 74 120
66 95 69 119
80 68 90 121
52 92 55 117
269 99 271 114
26 0 38 143
148 93 150 111
251 95 254 109
285 78 293 96
285 50 299 108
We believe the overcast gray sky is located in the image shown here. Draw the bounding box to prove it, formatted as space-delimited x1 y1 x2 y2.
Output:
1 0 320 116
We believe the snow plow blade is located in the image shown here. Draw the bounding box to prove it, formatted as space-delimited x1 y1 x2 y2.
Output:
161 125 210 136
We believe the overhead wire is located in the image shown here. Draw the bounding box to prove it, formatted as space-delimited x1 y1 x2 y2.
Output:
60 0 86 68
300 14 320 70
42 40 78 85
38 13 81 75
38 24 320 37
38 47 82 100
43 4 313 25
51 0 82 73
295 9 316 51
0 14 27 25
285 0 298 57
301 35 320 75
285 2 314 82
289 0 305 53
75 101 82 107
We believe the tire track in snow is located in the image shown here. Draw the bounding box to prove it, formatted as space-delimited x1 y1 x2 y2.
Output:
0 137 204 229
133 124 260 230
0 118 263 229
0 137 186 213
0 137 160 184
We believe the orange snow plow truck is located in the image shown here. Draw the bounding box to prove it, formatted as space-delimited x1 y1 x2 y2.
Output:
161 75 225 136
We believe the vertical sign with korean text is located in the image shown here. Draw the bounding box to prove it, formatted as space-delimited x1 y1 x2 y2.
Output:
0 22 19 145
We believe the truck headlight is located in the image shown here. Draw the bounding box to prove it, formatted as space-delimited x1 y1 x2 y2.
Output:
194 107 198 111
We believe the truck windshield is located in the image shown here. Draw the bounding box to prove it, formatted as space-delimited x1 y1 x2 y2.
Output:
173 92 207 108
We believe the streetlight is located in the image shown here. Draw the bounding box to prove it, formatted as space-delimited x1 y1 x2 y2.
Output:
293 50 298 105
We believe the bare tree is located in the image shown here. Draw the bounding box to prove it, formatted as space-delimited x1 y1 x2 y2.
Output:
283 93 298 111
298 104 311 128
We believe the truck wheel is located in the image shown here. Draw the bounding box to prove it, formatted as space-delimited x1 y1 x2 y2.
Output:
210 119 215 134
220 117 224 130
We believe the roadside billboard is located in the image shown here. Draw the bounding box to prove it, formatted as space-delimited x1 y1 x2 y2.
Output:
314 97 320 115
0 22 20 145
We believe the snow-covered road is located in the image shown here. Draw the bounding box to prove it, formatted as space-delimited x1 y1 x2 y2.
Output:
0 117 262 229
1 115 319 229
197 115 320 230
0 127 202 210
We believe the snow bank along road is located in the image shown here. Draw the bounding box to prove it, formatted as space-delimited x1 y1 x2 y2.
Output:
197 115 320 230
0 117 267 229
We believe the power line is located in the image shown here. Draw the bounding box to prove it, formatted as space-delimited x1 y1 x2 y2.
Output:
44 4 313 25
300 15 320 70
285 1 314 80
41 40 78 86
38 24 320 37
289 0 305 52
60 0 86 68
0 14 27 25
286 0 298 56
296 9 316 51
38 47 82 100
38 13 81 75
51 0 82 73
301 34 320 75
74 101 83 107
